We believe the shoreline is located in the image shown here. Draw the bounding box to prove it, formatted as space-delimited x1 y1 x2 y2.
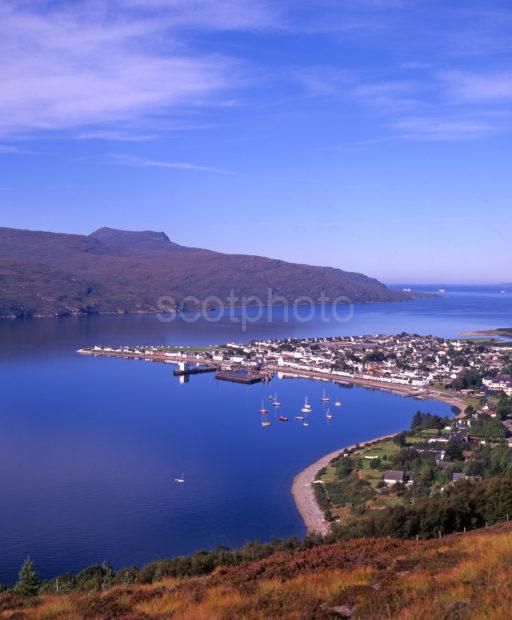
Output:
290 382 467 537
292 433 399 536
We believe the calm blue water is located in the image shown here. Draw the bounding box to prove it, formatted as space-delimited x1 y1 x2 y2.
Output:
0 285 510 583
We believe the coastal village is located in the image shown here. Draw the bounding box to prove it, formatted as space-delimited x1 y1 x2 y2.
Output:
81 332 512 397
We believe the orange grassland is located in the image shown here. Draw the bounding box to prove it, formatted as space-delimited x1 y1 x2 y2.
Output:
2 524 512 619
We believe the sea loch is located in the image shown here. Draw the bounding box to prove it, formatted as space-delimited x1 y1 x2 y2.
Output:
0 286 510 583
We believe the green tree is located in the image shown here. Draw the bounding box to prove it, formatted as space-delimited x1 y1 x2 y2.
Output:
445 440 464 462
394 431 408 447
14 557 40 596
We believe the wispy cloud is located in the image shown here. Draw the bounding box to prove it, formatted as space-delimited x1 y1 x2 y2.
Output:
391 117 493 141
0 1 252 138
104 153 235 175
0 144 32 154
124 0 282 30
440 71 512 103
75 131 158 142
294 61 512 141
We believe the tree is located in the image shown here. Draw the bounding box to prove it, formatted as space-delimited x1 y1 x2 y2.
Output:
451 369 483 390
445 440 464 462
14 557 40 596
497 396 512 419
411 411 449 432
369 457 381 470
394 432 408 447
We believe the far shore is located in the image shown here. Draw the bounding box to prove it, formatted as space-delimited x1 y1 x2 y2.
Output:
460 328 512 338
290 376 467 537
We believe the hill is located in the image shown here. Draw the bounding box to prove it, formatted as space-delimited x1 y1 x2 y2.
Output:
0 226 410 318
2 524 512 618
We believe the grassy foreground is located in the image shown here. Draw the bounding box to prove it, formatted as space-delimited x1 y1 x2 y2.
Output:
2 524 512 619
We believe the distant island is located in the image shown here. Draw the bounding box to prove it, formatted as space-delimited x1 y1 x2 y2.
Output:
0 226 412 319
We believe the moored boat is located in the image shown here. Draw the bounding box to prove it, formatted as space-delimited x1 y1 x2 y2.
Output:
301 396 312 413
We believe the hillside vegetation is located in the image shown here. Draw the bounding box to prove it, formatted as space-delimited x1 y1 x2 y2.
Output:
2 525 512 618
0 226 408 318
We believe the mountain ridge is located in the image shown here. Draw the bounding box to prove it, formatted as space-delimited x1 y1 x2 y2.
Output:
0 226 410 318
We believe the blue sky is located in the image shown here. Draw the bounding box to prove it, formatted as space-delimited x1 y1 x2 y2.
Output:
0 0 511 283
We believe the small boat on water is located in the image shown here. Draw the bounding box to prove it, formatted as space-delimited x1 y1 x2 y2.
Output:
320 388 329 403
259 400 269 414
325 409 333 420
174 473 185 484
279 415 289 422
261 419 272 427
295 415 305 421
273 393 281 407
334 399 342 407
303 419 309 427
301 396 312 413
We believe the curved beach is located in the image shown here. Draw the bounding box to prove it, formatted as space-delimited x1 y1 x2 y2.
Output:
291 388 467 536
292 434 398 536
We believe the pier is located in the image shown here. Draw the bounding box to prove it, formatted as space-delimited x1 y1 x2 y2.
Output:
173 362 217 376
215 369 265 384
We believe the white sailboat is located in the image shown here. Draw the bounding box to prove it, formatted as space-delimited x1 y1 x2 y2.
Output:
174 473 185 484
325 408 333 420
334 398 342 407
301 396 312 413
320 388 329 403
261 413 272 427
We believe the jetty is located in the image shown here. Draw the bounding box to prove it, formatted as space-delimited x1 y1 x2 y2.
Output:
215 369 265 384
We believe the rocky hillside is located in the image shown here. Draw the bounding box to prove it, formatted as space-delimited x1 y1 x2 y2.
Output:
0 226 409 318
